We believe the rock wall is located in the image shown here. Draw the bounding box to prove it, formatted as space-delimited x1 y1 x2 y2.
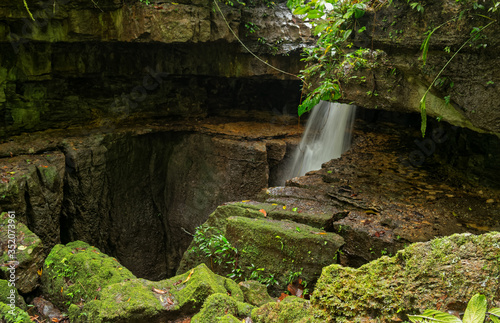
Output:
338 0 500 135
0 0 310 137
0 121 300 280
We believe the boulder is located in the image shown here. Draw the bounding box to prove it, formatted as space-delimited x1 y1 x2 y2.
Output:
41 240 249 322
239 280 275 307
251 296 332 322
312 232 500 321
178 202 344 293
0 280 26 310
40 240 136 309
0 212 45 293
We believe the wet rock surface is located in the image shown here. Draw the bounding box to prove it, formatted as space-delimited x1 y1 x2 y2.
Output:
0 0 309 137
338 0 500 135
263 120 500 266
0 118 302 280
0 212 45 294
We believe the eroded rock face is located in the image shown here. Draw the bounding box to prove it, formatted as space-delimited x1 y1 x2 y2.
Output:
0 0 309 137
0 119 301 280
0 212 45 293
338 0 500 135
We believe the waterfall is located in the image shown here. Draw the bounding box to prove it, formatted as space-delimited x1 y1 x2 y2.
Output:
286 101 356 180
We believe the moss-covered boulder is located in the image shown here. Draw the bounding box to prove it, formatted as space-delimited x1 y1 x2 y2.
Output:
41 240 248 321
191 293 240 323
69 263 246 322
251 296 332 323
40 241 136 309
0 280 26 310
312 232 500 321
239 280 275 306
178 202 344 292
0 302 31 323
0 212 45 293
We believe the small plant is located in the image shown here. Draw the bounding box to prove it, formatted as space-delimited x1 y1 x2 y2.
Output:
408 293 500 323
191 225 239 273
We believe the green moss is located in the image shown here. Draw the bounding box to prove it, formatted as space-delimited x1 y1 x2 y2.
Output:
74 279 163 323
251 296 332 322
191 293 239 323
239 280 274 306
225 216 344 288
218 314 242 322
312 232 500 321
0 302 31 323
166 263 244 312
0 280 26 310
236 301 255 317
41 241 135 309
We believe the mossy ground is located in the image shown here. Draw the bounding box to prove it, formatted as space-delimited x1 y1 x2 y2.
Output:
0 302 31 323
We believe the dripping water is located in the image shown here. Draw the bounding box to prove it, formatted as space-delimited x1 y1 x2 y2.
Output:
286 101 356 180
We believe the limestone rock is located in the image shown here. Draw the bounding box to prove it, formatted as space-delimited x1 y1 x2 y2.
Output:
191 293 240 323
251 296 332 322
0 213 45 294
40 241 136 310
0 280 26 310
337 0 500 135
41 240 249 322
311 232 500 321
239 280 274 307
0 153 65 252
178 202 344 293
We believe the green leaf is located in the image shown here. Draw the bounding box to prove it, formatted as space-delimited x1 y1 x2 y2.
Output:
408 309 462 323
354 7 365 18
489 308 500 316
463 294 487 323
306 9 323 19
419 93 427 137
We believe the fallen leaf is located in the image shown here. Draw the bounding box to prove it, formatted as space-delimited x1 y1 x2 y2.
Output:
311 231 327 235
152 287 167 294
259 209 267 217
182 269 194 283
277 293 288 302
37 268 42 276
167 297 174 305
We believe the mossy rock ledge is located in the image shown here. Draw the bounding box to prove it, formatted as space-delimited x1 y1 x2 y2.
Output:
310 231 500 322
177 202 345 293
40 241 253 322
0 212 45 294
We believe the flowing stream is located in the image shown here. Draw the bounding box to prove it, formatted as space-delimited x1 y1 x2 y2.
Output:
286 101 356 179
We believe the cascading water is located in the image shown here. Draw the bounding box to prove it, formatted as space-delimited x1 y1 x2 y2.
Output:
286 101 356 179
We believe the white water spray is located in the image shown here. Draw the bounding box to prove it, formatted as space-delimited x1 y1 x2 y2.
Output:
286 101 356 179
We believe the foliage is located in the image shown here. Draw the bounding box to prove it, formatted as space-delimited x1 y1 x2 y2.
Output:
192 225 239 273
408 294 500 323
287 0 367 116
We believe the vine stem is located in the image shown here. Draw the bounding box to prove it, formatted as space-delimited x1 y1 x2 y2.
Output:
419 19 495 136
212 0 303 82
